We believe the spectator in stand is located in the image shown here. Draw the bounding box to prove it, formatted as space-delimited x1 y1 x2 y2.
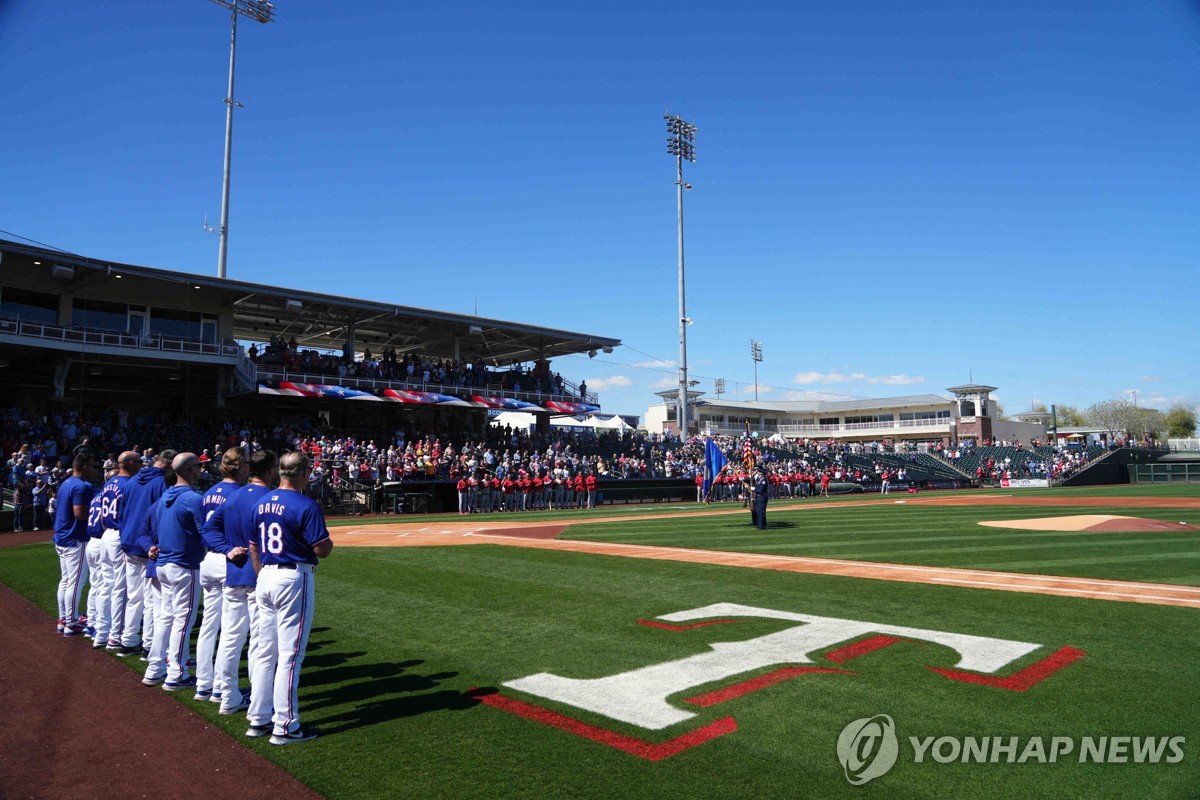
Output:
12 475 30 531
32 477 51 530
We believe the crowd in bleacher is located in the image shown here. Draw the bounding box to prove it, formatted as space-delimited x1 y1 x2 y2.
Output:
935 438 1102 482
248 336 576 397
3 401 1123 524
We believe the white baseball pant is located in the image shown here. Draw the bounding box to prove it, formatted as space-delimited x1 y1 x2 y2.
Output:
143 562 199 684
215 584 260 713
249 565 315 736
84 537 105 629
194 551 227 695
56 542 88 627
99 529 127 646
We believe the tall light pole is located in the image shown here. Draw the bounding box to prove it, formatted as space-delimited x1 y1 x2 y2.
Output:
665 113 696 438
207 0 276 279
751 339 763 400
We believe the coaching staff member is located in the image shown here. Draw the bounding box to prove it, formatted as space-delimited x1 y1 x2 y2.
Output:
247 451 333 745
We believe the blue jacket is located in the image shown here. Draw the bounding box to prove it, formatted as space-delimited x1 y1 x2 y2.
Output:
149 485 205 570
119 465 168 557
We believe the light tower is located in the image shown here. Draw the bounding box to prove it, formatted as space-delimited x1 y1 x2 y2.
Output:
664 113 697 438
751 340 763 401
207 0 276 278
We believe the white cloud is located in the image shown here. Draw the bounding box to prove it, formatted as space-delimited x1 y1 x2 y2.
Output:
756 386 774 395
586 375 632 391
868 374 925 386
776 390 859 401
794 371 865 384
633 359 675 369
651 377 678 389
793 371 925 386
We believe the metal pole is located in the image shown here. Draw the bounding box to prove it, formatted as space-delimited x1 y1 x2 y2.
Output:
754 360 758 401
676 153 688 439
217 7 238 279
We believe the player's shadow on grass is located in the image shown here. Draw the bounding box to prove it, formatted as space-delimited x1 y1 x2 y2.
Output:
303 650 367 669
305 662 477 734
303 658 424 688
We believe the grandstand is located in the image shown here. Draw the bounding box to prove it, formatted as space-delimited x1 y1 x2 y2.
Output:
0 239 619 430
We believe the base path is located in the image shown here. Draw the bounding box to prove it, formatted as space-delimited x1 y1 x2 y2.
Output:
331 495 1200 609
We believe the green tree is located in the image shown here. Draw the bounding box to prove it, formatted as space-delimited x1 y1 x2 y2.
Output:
1166 404 1197 438
1053 405 1087 426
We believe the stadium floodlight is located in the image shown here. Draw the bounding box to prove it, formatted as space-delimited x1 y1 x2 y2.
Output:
207 0 276 279
714 378 725 398
751 340 763 401
665 113 697 437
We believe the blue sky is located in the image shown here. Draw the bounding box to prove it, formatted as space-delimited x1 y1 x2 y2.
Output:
2 0 1198 418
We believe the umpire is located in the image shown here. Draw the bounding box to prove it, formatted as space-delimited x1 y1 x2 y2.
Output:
751 467 769 530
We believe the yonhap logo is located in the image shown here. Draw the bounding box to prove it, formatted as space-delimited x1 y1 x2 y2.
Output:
837 714 899 785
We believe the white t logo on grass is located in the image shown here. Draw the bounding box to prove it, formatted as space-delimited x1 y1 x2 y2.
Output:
837 715 898 785
503 602 1043 730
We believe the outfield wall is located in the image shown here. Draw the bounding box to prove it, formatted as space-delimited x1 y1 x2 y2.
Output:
1130 462 1200 484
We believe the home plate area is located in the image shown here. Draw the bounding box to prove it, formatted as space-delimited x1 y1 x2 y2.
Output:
979 515 1200 533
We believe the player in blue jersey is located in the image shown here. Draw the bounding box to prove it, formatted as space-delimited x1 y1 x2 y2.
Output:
193 448 248 702
117 450 175 656
142 453 206 690
96 452 141 652
83 486 107 643
204 449 277 717
53 452 99 635
247 451 333 745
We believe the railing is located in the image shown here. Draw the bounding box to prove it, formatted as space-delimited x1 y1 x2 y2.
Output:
1168 439 1200 452
256 368 592 406
0 314 241 359
234 349 258 391
775 419 952 437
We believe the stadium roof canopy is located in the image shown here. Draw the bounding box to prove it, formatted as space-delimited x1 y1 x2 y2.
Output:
0 239 620 365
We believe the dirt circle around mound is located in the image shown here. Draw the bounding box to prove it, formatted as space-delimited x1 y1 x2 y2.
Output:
979 515 1200 533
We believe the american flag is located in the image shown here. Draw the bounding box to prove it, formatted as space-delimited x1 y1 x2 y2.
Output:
742 421 755 473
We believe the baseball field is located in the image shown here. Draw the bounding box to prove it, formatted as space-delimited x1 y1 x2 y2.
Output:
3 484 1198 799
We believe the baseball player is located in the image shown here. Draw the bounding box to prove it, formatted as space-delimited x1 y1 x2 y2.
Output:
142 453 205 690
96 452 140 652
118 449 175 656
53 452 98 635
83 489 106 642
203 449 277 716
194 448 248 701
247 451 333 745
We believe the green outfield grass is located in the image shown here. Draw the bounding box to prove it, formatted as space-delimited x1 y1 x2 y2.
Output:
2 536 1198 799
564 501 1200 586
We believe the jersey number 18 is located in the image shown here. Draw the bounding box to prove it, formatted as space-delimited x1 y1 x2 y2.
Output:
258 521 284 555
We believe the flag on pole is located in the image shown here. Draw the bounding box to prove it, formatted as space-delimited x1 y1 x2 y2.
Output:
703 438 727 502
742 421 756 474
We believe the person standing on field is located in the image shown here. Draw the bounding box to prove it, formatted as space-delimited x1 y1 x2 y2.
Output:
247 451 333 745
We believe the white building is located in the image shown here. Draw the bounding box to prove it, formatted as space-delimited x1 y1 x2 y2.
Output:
644 383 1046 446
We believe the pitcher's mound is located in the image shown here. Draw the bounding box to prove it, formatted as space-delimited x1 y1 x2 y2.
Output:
980 515 1199 532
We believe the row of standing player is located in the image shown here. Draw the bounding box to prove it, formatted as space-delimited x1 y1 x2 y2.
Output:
52 447 333 746
455 471 599 514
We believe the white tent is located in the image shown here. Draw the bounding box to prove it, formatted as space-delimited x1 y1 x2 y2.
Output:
489 411 539 431
594 414 634 431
